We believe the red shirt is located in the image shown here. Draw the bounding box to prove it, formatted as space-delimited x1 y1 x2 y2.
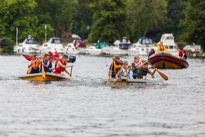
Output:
54 52 60 58
49 52 53 56
179 50 184 56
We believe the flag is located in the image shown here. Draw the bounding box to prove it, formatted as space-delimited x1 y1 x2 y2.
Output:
16 27 18 34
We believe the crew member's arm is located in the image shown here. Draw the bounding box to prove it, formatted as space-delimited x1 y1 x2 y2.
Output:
64 69 71 77
115 69 123 80
112 57 122 64
28 61 33 68
58 61 73 68
150 68 157 75
44 61 50 67
138 60 147 69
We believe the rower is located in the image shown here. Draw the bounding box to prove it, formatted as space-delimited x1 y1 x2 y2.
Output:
157 41 170 53
39 54 50 73
48 56 55 72
108 56 123 79
54 51 60 58
116 61 131 81
148 49 155 57
177 48 186 59
131 56 144 79
136 60 157 79
53 55 73 77
27 54 40 74
49 51 53 56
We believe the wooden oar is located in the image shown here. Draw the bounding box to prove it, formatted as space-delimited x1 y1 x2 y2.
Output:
112 66 130 85
148 61 168 81
70 66 73 77
40 50 46 79
27 58 37 74
107 60 114 84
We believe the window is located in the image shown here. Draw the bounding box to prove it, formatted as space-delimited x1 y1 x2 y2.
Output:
53 40 61 44
132 45 136 48
44 44 47 47
141 48 144 51
165 46 168 49
170 46 173 49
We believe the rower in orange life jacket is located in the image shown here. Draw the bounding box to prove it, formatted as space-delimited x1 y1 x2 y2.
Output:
27 54 40 74
157 41 170 53
53 55 73 77
108 56 123 78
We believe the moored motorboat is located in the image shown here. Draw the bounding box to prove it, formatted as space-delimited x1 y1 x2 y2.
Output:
14 37 39 54
109 78 163 85
86 42 108 55
18 73 75 81
128 37 156 56
65 39 87 54
148 52 189 69
102 37 131 55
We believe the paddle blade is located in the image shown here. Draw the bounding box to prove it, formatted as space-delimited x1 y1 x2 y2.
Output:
41 50 46 79
151 74 154 78
107 76 110 84
27 67 32 74
158 71 168 81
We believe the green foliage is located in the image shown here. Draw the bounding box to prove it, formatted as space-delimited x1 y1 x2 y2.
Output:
180 0 205 51
0 0 38 41
36 24 54 44
177 42 186 49
1 37 15 53
72 0 93 39
88 0 131 44
34 0 79 37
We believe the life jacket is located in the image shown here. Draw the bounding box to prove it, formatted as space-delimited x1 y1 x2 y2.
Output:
120 68 130 80
136 67 148 78
132 63 138 78
40 60 50 72
149 51 155 56
112 61 122 75
54 58 67 74
49 52 53 56
30 60 39 69
159 45 165 51
54 53 60 58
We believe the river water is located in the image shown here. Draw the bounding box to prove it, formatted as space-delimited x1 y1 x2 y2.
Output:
0 54 204 137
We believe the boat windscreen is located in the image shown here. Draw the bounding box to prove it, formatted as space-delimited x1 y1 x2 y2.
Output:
26 39 36 44
52 39 62 44
119 44 130 49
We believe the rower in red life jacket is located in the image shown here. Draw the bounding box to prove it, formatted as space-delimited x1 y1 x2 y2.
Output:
53 55 73 77
148 49 155 57
53 51 60 58
49 51 53 56
177 48 185 59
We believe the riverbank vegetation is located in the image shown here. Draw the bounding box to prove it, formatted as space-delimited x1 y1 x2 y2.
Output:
0 0 204 50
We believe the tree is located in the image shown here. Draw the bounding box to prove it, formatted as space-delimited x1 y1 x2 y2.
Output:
34 0 79 37
36 24 54 44
0 0 38 41
127 0 167 42
180 0 205 51
88 0 131 44
1 37 15 53
72 0 93 39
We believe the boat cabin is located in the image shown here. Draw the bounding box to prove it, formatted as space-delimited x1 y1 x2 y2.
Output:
93 42 108 49
113 37 131 50
73 39 86 49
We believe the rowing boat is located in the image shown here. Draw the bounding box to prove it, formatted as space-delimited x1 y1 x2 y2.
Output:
18 73 75 81
109 79 163 85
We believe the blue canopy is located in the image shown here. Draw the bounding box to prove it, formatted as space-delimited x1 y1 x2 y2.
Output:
137 37 153 44
51 38 62 44
25 39 36 44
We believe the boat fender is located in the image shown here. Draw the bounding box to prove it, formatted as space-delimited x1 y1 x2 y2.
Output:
69 56 76 63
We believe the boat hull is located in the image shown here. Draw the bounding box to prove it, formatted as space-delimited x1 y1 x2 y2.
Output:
18 73 75 81
148 52 189 69
110 79 163 85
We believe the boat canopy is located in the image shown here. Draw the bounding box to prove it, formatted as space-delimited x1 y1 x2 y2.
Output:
48 38 62 44
24 38 36 44
136 37 153 45
93 42 108 49
119 44 131 50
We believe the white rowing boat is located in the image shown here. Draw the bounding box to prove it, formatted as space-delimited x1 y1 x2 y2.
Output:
109 78 163 85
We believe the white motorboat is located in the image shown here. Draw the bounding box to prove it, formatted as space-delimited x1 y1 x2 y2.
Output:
14 37 39 54
157 34 178 55
86 42 108 55
65 43 79 54
37 38 66 54
102 37 131 55
65 39 87 54
128 37 156 56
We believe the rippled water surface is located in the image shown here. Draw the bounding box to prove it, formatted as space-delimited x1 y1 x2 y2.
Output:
0 54 205 137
